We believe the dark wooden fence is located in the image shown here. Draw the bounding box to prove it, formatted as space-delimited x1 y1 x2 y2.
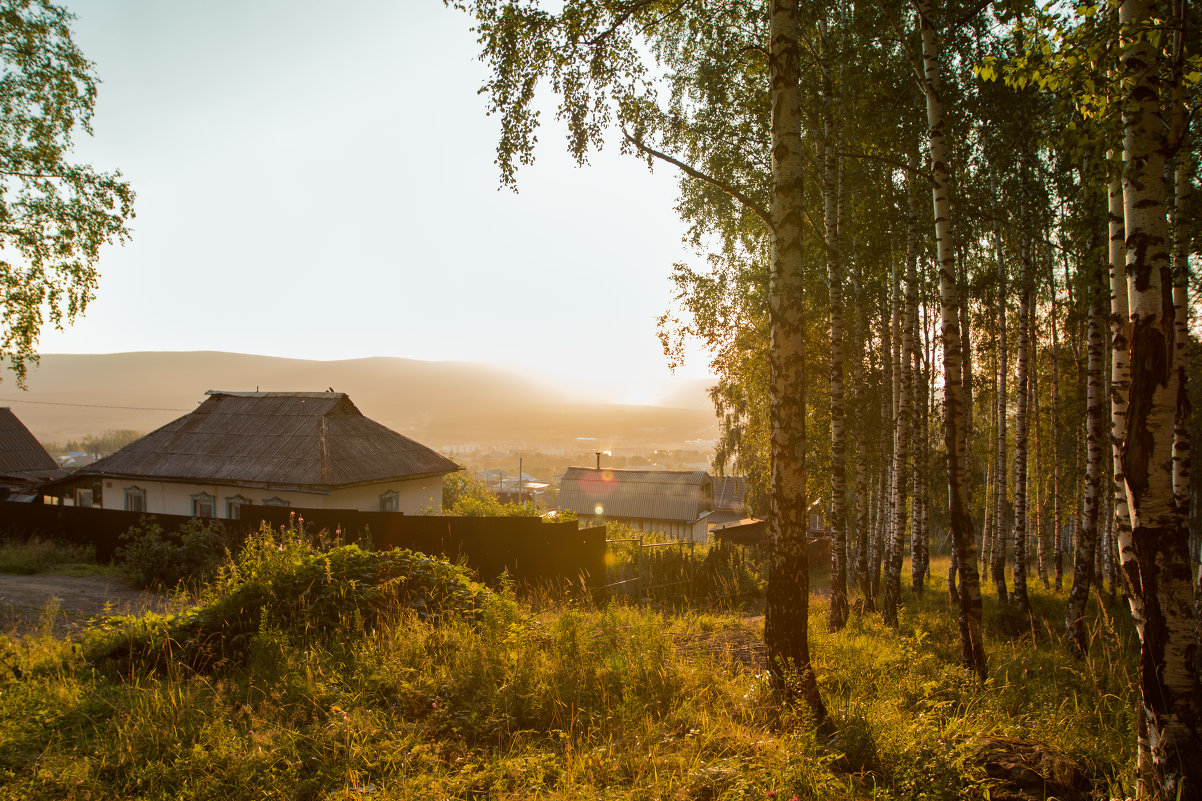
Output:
0 501 606 593
0 500 221 562
245 505 606 593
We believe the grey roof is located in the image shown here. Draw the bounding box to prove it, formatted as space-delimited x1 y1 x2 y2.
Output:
0 408 59 474
557 467 712 522
711 475 747 511
65 391 458 489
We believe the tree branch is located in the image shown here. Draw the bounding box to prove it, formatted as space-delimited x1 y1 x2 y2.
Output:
623 131 773 232
835 150 934 185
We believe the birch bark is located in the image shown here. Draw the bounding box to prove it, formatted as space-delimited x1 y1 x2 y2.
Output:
820 30 849 631
762 0 827 723
1066 248 1106 656
917 0 986 678
993 187 1010 604
1013 226 1032 613
884 187 917 625
1051 268 1064 589
1117 0 1202 791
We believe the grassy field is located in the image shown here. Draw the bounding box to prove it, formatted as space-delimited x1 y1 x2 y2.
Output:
0 530 1137 800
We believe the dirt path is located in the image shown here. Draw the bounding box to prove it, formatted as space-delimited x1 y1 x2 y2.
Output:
0 572 177 638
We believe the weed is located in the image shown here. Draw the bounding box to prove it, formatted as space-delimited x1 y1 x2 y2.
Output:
0 549 1141 801
0 536 96 575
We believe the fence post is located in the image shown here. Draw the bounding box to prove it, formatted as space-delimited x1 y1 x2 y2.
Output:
689 541 696 596
638 535 645 599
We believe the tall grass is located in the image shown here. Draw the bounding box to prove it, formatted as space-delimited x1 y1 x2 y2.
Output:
0 536 96 575
0 538 1138 801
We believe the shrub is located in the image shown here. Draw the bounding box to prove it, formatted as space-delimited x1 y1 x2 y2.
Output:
440 471 540 517
116 517 232 590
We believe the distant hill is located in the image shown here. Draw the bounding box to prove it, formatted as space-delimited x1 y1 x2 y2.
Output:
2 352 717 452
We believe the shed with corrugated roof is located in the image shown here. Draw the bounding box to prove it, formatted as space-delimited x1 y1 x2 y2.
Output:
42 391 459 518
556 466 713 543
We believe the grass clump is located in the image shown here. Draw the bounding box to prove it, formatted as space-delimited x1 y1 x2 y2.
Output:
0 536 96 575
87 522 490 674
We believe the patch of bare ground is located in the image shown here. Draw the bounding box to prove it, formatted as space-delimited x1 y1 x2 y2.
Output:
0 571 177 638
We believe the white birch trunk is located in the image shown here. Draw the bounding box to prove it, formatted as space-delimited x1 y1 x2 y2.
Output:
820 37 849 631
1118 0 1202 790
1066 261 1106 655
993 192 1010 604
1013 226 1032 613
917 0 986 677
762 0 826 723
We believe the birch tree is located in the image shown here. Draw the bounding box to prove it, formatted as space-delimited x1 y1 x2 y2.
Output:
1115 0 1202 790
0 0 135 385
916 0 987 678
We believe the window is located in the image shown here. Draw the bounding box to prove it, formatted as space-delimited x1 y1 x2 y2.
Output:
379 490 399 513
124 486 146 513
191 492 215 518
226 495 250 519
75 488 93 508
261 497 290 508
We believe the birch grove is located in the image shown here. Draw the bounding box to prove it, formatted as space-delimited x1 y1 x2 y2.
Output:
453 0 1200 787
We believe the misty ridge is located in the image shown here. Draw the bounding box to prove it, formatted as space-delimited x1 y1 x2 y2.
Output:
6 351 718 453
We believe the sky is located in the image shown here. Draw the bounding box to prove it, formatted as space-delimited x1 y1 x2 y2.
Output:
34 0 714 404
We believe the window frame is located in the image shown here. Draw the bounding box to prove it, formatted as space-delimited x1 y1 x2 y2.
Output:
379 490 399 513
191 492 216 518
226 494 251 519
124 486 146 513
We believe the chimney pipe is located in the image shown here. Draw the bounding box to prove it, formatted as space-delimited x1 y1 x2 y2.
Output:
596 451 601 470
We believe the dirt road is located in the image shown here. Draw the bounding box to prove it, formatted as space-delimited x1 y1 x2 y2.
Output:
0 572 175 638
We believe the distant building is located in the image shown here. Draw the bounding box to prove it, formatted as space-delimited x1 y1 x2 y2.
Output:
0 408 67 499
708 475 749 526
43 391 459 517
557 467 713 543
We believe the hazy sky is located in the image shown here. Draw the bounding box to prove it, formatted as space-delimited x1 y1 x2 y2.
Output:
35 1 713 403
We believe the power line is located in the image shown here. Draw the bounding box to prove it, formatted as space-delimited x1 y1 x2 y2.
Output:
0 397 189 412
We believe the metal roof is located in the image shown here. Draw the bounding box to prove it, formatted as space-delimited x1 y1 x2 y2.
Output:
0 408 59 473
557 466 712 522
711 475 747 511
64 391 459 488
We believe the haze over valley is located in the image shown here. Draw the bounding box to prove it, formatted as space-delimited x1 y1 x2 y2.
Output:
5 351 718 458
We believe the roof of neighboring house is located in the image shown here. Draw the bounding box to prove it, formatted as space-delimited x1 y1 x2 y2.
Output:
711 475 747 511
53 391 459 490
557 467 712 522
0 408 68 491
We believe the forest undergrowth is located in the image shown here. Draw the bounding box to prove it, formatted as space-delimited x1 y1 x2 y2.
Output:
0 526 1137 801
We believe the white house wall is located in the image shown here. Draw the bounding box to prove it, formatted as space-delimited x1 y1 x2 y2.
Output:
95 477 443 518
327 479 442 515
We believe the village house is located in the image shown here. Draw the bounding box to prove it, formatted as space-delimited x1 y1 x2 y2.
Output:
556 466 713 543
43 391 459 517
0 408 67 500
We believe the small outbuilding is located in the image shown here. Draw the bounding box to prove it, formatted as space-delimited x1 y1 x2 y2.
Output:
556 467 713 543
43 391 459 517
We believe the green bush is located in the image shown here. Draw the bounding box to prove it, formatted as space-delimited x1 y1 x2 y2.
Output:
116 517 232 590
439 471 540 516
